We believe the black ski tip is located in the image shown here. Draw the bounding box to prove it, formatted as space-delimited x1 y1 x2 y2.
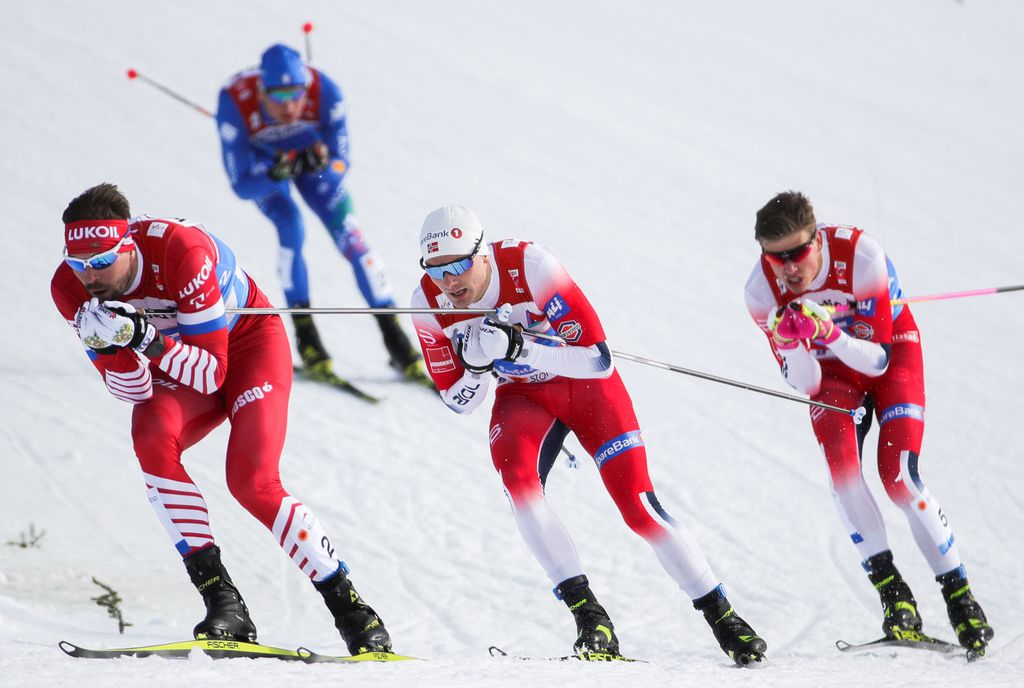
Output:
58 641 78 657
487 646 508 657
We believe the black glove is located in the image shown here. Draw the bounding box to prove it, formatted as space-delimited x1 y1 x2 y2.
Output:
269 150 302 181
299 142 330 175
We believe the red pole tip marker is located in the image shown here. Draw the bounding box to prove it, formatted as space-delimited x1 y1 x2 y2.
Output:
303 22 313 33
127 68 138 79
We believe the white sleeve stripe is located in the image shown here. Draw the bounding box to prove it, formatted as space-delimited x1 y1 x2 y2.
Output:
157 341 220 393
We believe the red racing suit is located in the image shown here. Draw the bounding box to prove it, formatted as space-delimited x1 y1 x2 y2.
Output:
745 224 962 575
52 216 345 581
411 239 719 598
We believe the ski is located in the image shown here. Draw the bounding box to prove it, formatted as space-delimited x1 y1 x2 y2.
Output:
487 645 645 663
293 365 381 403
60 639 419 663
297 647 420 663
835 632 981 661
59 639 303 661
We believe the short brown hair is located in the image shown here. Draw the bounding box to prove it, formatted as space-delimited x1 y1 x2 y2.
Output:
754 191 815 242
62 183 131 224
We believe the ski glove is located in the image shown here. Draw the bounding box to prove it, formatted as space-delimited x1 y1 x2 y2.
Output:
456 323 495 374
75 298 157 355
769 300 840 349
299 142 330 175
268 150 303 181
478 318 525 362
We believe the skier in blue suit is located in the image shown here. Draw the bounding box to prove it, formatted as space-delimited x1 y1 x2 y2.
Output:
216 43 426 385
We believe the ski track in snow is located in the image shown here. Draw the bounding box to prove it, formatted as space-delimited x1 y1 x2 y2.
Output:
3 1 1024 686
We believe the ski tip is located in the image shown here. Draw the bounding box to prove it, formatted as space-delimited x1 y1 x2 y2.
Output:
487 646 508 657
736 653 767 668
58 641 78 656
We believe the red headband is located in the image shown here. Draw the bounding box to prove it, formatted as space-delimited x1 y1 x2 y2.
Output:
64 219 133 255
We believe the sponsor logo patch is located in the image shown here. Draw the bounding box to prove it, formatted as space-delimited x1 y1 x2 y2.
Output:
893 330 920 344
557 320 582 343
593 431 644 468
426 345 456 373
879 403 925 425
856 297 876 316
231 382 273 417
544 293 570 321
850 321 874 340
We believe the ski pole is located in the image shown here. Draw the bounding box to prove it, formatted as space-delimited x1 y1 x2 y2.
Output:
608 349 866 423
892 283 1024 306
303 22 315 62
142 306 500 318
126 69 214 118
141 305 864 421
503 327 865 422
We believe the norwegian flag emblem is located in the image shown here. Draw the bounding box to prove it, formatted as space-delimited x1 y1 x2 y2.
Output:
427 241 439 254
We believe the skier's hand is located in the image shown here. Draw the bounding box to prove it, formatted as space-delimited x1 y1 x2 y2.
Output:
269 150 302 181
798 299 841 345
298 142 330 175
75 298 156 354
769 300 840 349
456 323 494 374
478 318 524 362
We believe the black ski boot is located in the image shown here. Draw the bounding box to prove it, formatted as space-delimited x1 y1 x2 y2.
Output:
314 568 392 655
864 550 922 639
293 305 336 381
374 313 433 388
693 585 767 667
937 568 993 655
555 575 620 657
184 545 257 642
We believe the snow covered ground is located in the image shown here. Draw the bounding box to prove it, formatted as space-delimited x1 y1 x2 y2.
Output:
2 1 1022 686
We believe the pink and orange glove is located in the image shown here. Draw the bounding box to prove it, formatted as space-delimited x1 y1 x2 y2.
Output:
768 300 841 349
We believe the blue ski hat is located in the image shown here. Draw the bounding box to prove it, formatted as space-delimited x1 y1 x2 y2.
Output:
259 43 310 89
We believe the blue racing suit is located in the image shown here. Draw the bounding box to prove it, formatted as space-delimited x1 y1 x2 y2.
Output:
215 67 394 308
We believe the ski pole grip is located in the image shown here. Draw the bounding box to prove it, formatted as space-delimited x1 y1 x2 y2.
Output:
851 406 867 425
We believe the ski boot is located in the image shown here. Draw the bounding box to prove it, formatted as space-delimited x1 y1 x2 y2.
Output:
184 545 257 642
864 550 922 640
693 585 767 667
293 306 337 382
374 313 434 389
314 566 392 655
555 575 621 658
937 568 993 655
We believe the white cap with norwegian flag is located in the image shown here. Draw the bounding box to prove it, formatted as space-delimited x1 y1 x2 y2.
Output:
419 205 485 262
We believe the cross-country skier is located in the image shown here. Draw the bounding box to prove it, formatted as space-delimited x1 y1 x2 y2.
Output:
410 205 768 666
744 190 994 655
51 183 392 656
216 43 428 387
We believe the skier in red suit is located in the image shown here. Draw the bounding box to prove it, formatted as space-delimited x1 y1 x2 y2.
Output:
411 205 767 666
745 190 993 655
51 183 391 656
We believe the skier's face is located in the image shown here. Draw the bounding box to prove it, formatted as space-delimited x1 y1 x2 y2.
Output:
760 225 823 295
70 249 138 301
426 254 491 308
262 86 308 125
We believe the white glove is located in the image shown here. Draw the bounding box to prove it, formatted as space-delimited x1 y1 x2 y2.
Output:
457 323 496 373
478 319 524 361
75 298 156 354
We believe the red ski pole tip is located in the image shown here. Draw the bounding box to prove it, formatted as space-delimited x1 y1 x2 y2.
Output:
303 22 313 33
127 68 138 79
